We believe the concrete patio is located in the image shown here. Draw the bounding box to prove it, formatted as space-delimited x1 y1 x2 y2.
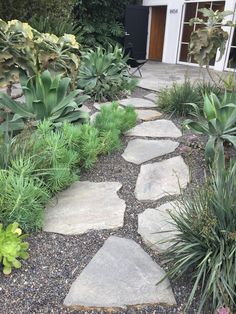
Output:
138 61 224 91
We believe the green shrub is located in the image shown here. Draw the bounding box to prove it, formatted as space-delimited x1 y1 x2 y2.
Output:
77 46 137 101
195 81 223 100
29 122 79 193
63 122 101 169
0 165 49 231
158 80 202 116
94 103 137 154
0 222 29 275
184 93 236 164
158 80 224 116
163 158 236 313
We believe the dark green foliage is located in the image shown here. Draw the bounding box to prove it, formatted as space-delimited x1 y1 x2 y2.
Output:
78 46 137 101
75 0 141 47
158 80 201 116
158 80 224 116
195 81 223 100
0 0 76 21
163 158 236 313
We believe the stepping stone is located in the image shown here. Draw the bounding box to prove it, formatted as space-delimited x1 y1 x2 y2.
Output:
136 109 162 121
138 202 180 252
90 112 99 124
80 105 91 113
122 139 179 165
64 236 176 309
135 156 189 201
126 120 182 138
43 182 125 235
119 98 155 108
144 92 157 102
94 102 113 110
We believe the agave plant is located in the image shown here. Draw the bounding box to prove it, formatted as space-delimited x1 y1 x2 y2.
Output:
0 70 89 131
184 93 236 164
78 45 137 101
0 222 29 275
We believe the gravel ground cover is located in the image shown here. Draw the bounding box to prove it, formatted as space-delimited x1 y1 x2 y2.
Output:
0 88 207 314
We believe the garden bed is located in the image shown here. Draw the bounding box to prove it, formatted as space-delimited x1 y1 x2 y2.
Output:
0 88 207 314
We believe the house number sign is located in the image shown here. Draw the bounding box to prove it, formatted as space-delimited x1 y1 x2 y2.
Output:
170 9 178 14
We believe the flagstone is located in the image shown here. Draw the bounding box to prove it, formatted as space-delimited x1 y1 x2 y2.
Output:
64 236 176 309
126 120 182 138
135 156 189 201
44 181 125 235
122 139 179 164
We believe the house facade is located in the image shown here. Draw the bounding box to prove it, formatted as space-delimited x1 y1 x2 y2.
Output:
142 0 236 71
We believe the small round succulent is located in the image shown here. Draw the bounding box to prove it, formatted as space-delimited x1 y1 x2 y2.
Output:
0 222 29 275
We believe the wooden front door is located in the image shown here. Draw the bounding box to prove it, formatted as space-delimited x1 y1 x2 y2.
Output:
149 6 167 61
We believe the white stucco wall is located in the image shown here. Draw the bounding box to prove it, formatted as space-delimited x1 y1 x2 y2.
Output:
143 0 236 72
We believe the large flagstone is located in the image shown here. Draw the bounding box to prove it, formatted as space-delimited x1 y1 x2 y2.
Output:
135 156 189 201
138 202 180 252
64 236 176 309
119 98 156 108
122 139 179 164
43 181 125 235
126 120 182 138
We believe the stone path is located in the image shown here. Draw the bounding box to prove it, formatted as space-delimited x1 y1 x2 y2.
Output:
43 93 190 311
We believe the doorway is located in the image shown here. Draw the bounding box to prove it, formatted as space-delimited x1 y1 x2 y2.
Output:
149 6 167 61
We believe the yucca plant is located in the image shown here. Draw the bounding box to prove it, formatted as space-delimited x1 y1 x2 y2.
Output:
162 152 236 313
0 222 29 275
77 45 137 101
0 70 89 132
184 93 236 164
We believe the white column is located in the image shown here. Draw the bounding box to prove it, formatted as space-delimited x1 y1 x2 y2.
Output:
214 0 236 71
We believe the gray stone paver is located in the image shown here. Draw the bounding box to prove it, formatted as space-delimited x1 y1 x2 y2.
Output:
119 98 156 108
144 93 157 102
136 109 162 121
122 139 179 164
64 236 176 308
44 181 125 235
126 120 182 138
138 202 180 252
135 156 189 201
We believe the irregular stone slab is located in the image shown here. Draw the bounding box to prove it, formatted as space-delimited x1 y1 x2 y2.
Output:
64 236 176 309
126 120 182 138
90 112 99 124
93 102 112 110
135 156 189 201
80 105 91 113
136 109 162 121
119 98 155 108
144 93 157 102
44 182 125 235
122 139 179 165
138 202 180 252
